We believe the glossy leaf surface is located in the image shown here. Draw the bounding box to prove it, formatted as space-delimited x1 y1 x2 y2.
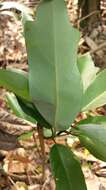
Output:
77 124 106 161
0 69 31 101
25 0 83 131
50 144 87 190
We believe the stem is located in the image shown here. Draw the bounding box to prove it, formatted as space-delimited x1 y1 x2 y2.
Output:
37 124 46 183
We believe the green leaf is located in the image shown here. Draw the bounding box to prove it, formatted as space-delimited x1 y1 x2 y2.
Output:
6 92 36 123
0 68 31 101
82 69 106 111
43 128 52 138
50 144 87 190
78 115 106 125
17 97 52 128
0 1 33 24
18 131 34 140
77 124 106 161
77 53 99 91
7 93 51 128
6 92 26 118
25 0 83 131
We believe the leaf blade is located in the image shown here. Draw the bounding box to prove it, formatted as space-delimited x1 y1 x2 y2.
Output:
78 115 106 125
0 68 31 101
6 93 36 123
25 0 83 131
7 93 52 128
82 69 106 111
50 144 87 190
77 53 99 91
77 124 106 161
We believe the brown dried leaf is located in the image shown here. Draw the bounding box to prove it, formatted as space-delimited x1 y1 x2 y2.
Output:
0 130 20 150
0 108 36 135
0 108 36 150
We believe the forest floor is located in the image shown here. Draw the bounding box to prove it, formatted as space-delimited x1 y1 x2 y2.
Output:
0 0 106 189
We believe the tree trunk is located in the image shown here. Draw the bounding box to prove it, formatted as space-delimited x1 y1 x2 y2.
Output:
78 0 100 28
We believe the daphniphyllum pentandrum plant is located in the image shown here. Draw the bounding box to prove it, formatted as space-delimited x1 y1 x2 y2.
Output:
1 0 106 189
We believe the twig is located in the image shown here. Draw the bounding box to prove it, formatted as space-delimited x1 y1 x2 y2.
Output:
8 176 18 190
42 174 53 190
33 132 42 158
78 10 100 28
91 42 106 54
79 10 100 22
85 36 103 58
9 173 41 183
51 127 56 143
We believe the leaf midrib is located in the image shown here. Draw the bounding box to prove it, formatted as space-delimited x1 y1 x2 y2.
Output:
56 146 73 189
52 1 59 130
83 91 106 111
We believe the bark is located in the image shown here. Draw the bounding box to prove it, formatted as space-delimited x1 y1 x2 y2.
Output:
78 0 100 28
